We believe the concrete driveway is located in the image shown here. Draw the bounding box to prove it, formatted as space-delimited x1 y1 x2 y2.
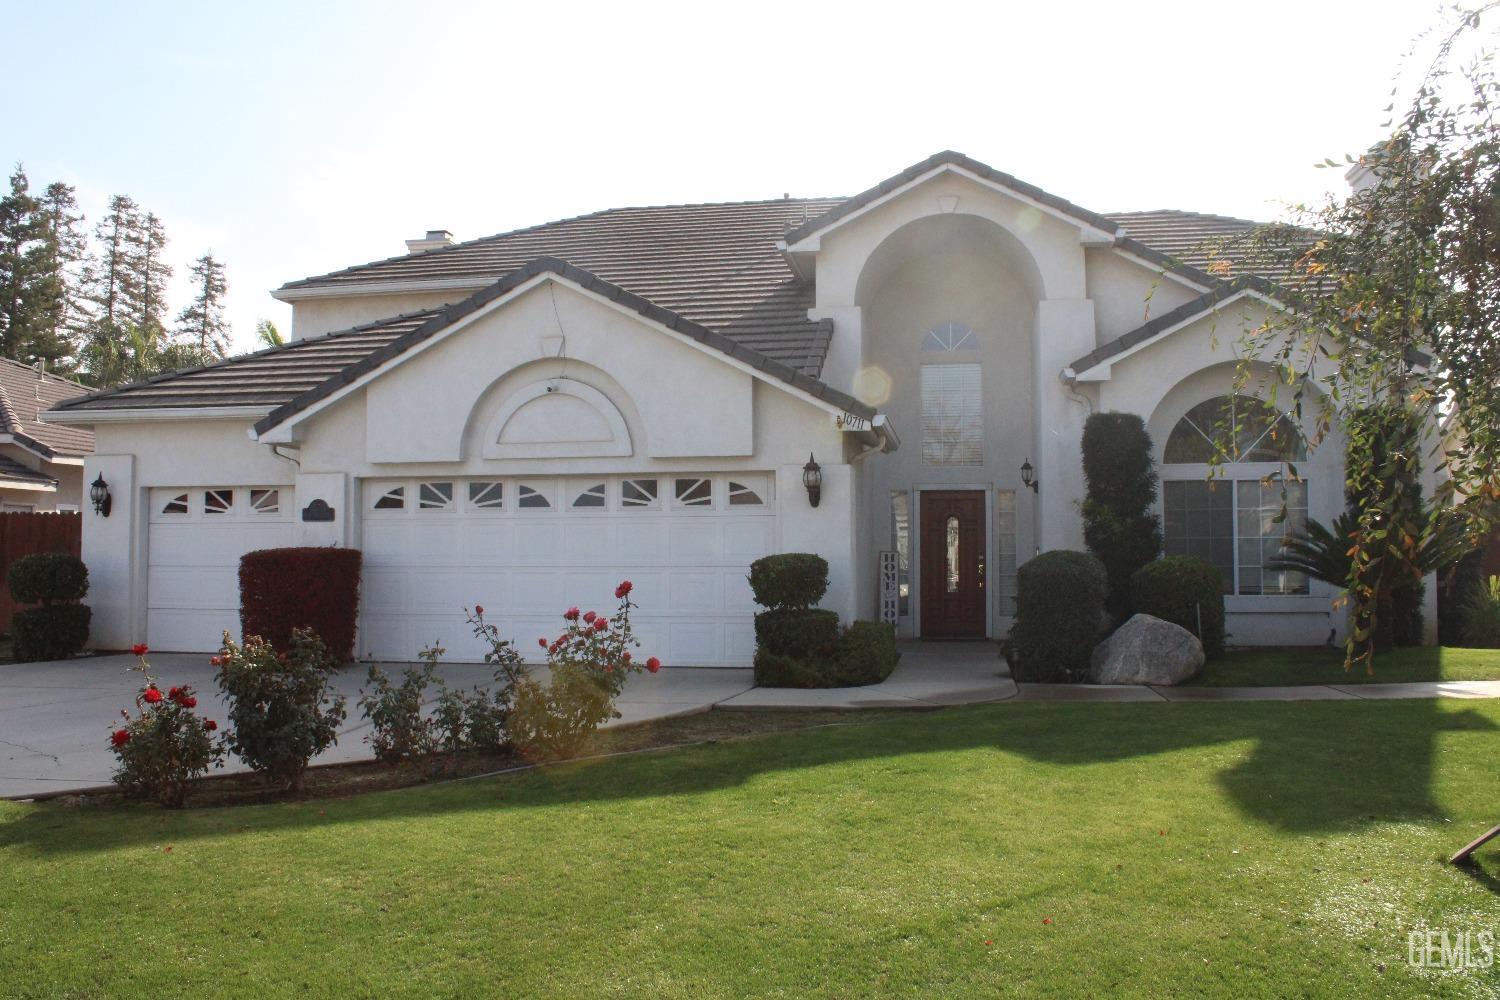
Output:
0 652 755 798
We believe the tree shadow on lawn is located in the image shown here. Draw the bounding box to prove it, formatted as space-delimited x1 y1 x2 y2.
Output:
2 698 1495 858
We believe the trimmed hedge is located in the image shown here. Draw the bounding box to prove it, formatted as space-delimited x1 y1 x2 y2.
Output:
1081 412 1162 620
8 552 88 605
1131 555 1226 658
754 620 899 688
1007 550 1107 682
239 547 363 662
754 608 840 658
748 554 829 610
8 552 90 661
13 605 91 662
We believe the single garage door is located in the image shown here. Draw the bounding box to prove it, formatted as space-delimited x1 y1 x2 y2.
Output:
360 474 776 666
147 486 295 651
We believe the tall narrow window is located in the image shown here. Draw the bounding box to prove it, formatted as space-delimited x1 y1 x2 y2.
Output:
945 515 961 592
921 364 982 466
996 491 1018 616
890 492 910 617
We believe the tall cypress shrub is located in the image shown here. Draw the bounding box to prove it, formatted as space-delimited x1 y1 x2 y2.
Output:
1081 412 1162 620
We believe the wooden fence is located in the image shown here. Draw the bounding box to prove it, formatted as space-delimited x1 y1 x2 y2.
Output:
0 512 82 633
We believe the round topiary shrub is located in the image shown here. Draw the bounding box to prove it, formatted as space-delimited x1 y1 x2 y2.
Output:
8 552 91 662
1131 555 1226 658
239 547 363 662
1008 550 1107 682
8 552 88 605
748 553 829 610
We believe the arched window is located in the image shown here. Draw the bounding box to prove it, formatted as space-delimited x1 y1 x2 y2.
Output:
1163 395 1307 464
921 322 977 352
1159 394 1310 597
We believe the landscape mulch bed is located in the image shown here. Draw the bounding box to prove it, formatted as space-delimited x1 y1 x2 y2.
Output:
40 708 911 810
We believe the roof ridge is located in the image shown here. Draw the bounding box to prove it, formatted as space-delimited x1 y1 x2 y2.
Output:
0 378 18 436
0 355 90 391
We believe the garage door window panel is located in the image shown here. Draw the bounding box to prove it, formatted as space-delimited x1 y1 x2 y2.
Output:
468 481 504 510
419 481 454 511
621 478 659 508
205 489 234 515
517 482 554 510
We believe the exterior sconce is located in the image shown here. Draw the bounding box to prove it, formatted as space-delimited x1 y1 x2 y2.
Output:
90 473 113 517
802 453 822 508
1020 459 1039 494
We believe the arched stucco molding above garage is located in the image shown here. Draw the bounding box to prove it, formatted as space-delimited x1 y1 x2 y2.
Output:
464 358 642 460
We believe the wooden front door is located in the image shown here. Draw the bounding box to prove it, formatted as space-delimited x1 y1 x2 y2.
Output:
919 491 986 637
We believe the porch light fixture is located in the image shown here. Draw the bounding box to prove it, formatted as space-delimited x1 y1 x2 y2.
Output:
802 453 822 508
1020 459 1039 494
90 473 113 517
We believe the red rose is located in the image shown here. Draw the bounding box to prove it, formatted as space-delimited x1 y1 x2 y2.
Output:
564 607 580 621
538 637 548 648
184 697 197 708
209 655 223 667
475 605 484 616
646 657 661 673
615 580 633 598
582 610 596 624
593 617 608 632
623 651 632 662
205 720 217 731
131 644 148 657
110 729 131 747
142 687 163 704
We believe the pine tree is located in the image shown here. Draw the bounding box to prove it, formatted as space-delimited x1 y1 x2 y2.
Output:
26 182 87 368
81 195 141 329
175 252 230 360
128 211 171 337
0 166 42 360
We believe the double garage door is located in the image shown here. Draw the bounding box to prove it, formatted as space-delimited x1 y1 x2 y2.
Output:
145 475 777 666
360 474 777 666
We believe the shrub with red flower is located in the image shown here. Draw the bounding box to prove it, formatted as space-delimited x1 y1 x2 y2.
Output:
108 655 222 808
459 581 661 759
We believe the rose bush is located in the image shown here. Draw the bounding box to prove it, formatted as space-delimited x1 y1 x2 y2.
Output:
108 645 222 807
461 581 659 759
214 628 347 792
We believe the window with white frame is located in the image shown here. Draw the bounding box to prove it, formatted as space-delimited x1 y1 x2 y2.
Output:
621 478 659 508
468 481 504 510
920 363 982 466
1160 394 1310 596
995 491 1018 615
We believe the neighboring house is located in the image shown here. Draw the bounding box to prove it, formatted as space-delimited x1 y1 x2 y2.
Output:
0 359 93 512
48 151 1389 662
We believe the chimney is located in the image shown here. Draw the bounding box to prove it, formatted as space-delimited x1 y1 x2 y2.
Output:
405 229 455 254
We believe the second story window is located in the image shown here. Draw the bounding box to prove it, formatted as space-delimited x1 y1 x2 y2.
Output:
921 363 982 466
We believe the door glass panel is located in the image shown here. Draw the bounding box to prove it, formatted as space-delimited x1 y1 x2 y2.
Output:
945 515 960 593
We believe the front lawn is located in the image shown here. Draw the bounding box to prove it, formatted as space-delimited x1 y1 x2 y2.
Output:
1197 645 1500 687
3 699 1499 997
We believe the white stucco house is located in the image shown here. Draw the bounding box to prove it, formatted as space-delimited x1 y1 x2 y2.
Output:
46 151 1391 663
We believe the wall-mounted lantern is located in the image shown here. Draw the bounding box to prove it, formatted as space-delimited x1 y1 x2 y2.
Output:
1020 459 1039 494
89 473 112 517
803 453 822 508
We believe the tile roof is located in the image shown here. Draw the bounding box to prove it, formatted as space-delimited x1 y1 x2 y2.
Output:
52 311 442 413
0 359 93 457
1107 210 1309 287
0 453 57 487
54 260 878 434
57 152 1317 423
281 196 847 377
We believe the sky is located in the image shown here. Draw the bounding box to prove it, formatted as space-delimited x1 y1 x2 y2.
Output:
2 0 1459 354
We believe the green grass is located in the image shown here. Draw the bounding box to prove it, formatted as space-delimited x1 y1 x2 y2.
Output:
1198 646 1500 687
4 699 1500 997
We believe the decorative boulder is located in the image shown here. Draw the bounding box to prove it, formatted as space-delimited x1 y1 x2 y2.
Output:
1089 614 1204 686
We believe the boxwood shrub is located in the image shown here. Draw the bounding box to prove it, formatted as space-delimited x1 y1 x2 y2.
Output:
1131 555 1226 657
239 547 363 662
754 608 840 658
9 552 91 661
748 553 828 610
753 620 899 688
1007 550 1107 682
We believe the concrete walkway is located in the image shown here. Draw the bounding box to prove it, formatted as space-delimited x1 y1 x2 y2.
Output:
5 641 1500 798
